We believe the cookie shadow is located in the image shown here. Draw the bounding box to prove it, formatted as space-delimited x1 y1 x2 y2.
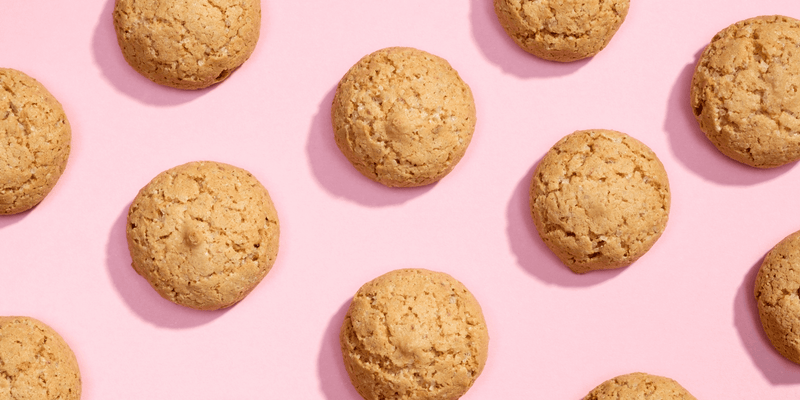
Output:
0 209 32 229
92 0 211 106
306 86 434 207
664 49 796 185
468 0 588 78
506 162 624 287
106 205 226 328
318 299 361 400
733 256 800 383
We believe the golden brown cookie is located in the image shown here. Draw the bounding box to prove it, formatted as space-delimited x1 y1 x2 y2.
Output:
331 47 476 187
340 268 489 400
126 161 279 310
584 372 697 400
529 129 670 274
0 68 71 215
493 0 630 62
0 316 81 400
755 229 800 364
113 0 261 90
690 15 800 168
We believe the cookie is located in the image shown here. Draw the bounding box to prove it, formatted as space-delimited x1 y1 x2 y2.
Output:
113 0 261 90
126 161 279 310
0 316 81 400
331 47 476 187
690 15 800 168
0 68 71 215
340 268 489 400
755 229 800 364
493 0 630 62
529 129 670 274
584 372 697 400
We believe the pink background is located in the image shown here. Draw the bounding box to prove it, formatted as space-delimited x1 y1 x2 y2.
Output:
2 0 800 398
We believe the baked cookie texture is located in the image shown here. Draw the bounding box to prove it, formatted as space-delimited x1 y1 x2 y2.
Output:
691 15 800 168
755 229 800 364
0 68 71 215
530 129 670 274
340 269 489 400
584 372 697 400
0 316 81 400
126 161 279 310
493 0 630 62
113 0 261 90
332 47 476 187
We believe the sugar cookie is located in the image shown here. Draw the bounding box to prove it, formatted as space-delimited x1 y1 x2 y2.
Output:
113 0 261 90
340 268 489 400
0 316 81 400
0 68 71 214
755 229 800 364
530 129 670 273
584 372 697 400
691 15 800 168
126 161 279 310
332 47 476 187
494 0 630 62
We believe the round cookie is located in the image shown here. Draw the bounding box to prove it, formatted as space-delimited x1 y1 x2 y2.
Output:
755 229 800 364
126 161 279 310
331 47 476 187
529 129 670 274
584 372 697 400
690 15 800 168
113 0 261 90
493 0 630 62
340 268 489 400
0 68 71 215
0 316 81 400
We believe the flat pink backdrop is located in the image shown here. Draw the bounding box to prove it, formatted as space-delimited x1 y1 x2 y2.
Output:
2 0 800 398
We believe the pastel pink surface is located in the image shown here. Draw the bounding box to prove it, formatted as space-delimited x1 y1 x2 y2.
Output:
1 0 800 399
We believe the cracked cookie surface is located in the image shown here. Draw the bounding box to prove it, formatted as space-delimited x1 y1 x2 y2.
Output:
0 316 81 400
113 0 261 90
126 161 279 310
340 269 489 400
332 47 476 187
755 229 800 364
529 129 670 274
690 15 800 168
493 0 630 62
584 372 697 400
0 68 71 215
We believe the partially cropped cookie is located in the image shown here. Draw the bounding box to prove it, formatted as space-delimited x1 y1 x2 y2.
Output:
340 269 489 400
0 316 81 400
0 68 71 214
332 47 476 187
584 372 697 400
494 0 630 62
113 0 261 90
755 229 800 364
126 161 279 310
530 129 670 274
691 15 800 168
